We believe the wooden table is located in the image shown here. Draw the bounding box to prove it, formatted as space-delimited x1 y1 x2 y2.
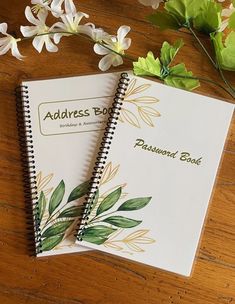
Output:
0 1 234 303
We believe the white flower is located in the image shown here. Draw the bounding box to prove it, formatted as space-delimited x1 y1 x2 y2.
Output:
0 23 23 60
94 25 131 71
52 2 89 44
51 0 77 17
82 23 109 42
138 0 164 9
31 0 51 14
21 6 58 53
219 3 235 32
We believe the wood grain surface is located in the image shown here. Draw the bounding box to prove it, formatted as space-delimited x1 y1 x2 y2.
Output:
0 1 234 303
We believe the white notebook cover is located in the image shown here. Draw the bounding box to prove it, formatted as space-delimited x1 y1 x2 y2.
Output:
21 72 122 256
76 73 234 276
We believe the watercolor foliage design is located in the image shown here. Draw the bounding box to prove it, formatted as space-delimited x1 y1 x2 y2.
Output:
80 162 156 254
36 172 90 252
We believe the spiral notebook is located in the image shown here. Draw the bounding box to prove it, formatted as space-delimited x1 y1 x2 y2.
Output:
16 71 123 256
76 72 234 276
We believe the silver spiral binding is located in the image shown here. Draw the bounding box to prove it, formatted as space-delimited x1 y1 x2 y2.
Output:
76 72 130 241
15 85 41 255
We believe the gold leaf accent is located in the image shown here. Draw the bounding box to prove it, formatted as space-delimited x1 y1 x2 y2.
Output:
103 229 155 254
125 79 151 98
138 106 161 127
99 184 127 202
123 229 155 244
130 96 159 104
100 162 120 186
36 171 54 196
104 242 123 251
120 108 140 128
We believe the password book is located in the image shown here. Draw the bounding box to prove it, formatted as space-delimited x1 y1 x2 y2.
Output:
76 72 234 276
16 72 122 256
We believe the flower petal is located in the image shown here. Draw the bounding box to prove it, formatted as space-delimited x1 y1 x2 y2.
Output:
53 32 65 44
20 25 38 37
0 23 8 35
98 54 113 71
122 37 131 50
0 40 11 55
32 36 45 53
51 0 64 17
65 0 76 15
37 9 48 23
112 55 123 67
25 6 40 25
94 43 109 55
117 25 130 43
11 40 24 60
44 36 58 52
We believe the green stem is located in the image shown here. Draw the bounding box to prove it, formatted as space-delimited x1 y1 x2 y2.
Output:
170 73 235 98
217 64 235 96
188 26 235 98
188 26 217 69
20 30 136 62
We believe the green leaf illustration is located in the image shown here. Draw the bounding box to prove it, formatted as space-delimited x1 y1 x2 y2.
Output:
83 225 117 238
38 191 46 223
58 206 83 218
103 216 142 228
211 32 235 71
67 180 90 203
160 39 184 67
48 180 65 215
229 12 235 30
82 234 108 245
118 197 152 211
42 220 73 238
193 1 222 34
41 234 64 251
96 187 122 216
147 11 180 30
133 51 161 77
164 63 200 90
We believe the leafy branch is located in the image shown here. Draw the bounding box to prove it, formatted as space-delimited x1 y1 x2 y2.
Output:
81 187 152 245
38 179 90 252
147 0 235 98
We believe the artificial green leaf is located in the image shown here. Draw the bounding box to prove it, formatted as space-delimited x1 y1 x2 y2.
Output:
165 0 207 25
193 1 222 34
42 220 73 238
48 180 65 215
147 11 180 30
83 225 117 238
67 180 90 203
133 51 161 77
82 234 108 245
160 39 184 67
118 197 152 211
228 12 235 30
38 191 46 223
164 63 200 90
58 206 83 218
96 187 122 216
41 234 64 251
211 32 235 71
104 216 142 228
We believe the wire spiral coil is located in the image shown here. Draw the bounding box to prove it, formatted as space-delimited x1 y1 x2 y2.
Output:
15 85 42 255
76 72 130 241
